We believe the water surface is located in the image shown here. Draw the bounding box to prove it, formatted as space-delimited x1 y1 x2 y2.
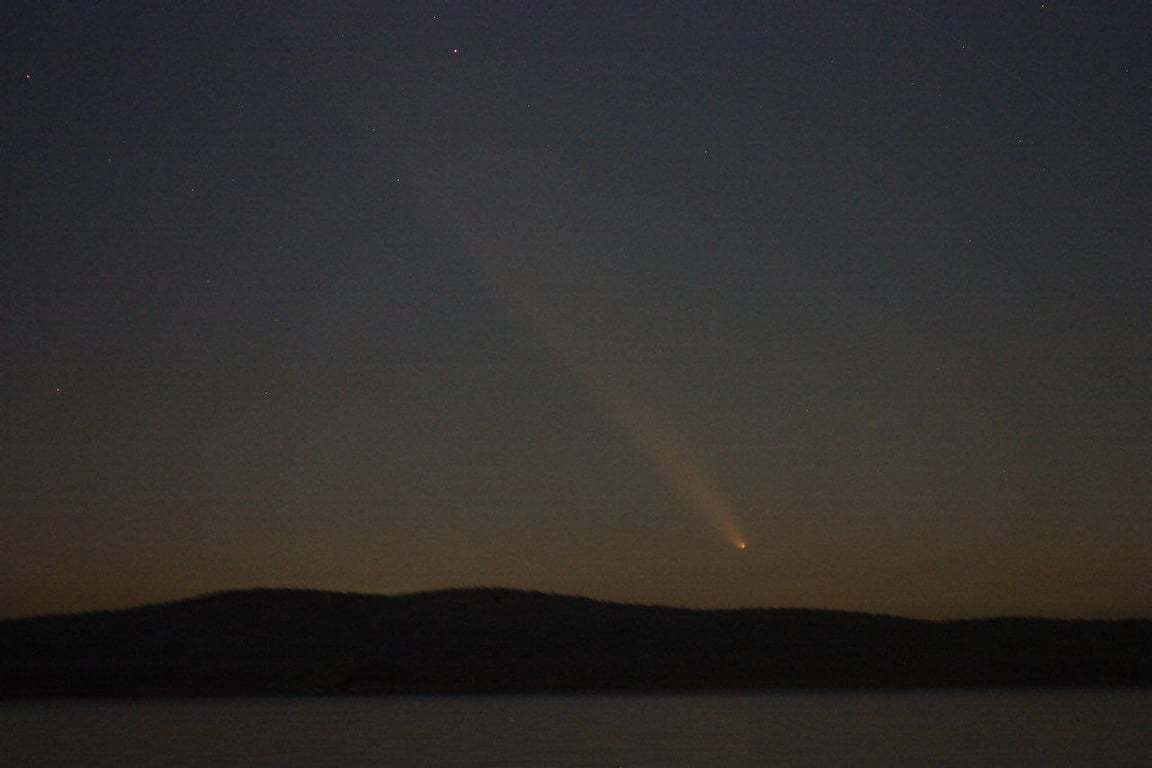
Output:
2 690 1149 766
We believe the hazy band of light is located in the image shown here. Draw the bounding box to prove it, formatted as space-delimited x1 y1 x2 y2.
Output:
484 262 748 550
387 104 747 550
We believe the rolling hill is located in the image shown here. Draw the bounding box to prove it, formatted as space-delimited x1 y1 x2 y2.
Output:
1 588 1147 698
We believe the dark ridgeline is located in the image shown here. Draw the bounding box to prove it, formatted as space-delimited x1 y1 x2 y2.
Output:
0 588 1148 698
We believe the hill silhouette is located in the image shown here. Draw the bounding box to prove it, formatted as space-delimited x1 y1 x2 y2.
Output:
1 588 1148 698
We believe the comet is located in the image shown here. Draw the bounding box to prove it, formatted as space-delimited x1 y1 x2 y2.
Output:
493 277 749 551
396 126 747 550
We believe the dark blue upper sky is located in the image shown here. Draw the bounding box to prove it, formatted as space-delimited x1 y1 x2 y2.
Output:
2 1 1149 618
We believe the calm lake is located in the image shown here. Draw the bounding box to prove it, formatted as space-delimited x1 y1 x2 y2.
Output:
2 690 1149 766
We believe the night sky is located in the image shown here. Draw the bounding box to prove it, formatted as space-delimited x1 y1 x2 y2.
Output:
3 2 1149 620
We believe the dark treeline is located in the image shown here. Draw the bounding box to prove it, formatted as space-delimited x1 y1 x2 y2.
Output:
1 589 1148 698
